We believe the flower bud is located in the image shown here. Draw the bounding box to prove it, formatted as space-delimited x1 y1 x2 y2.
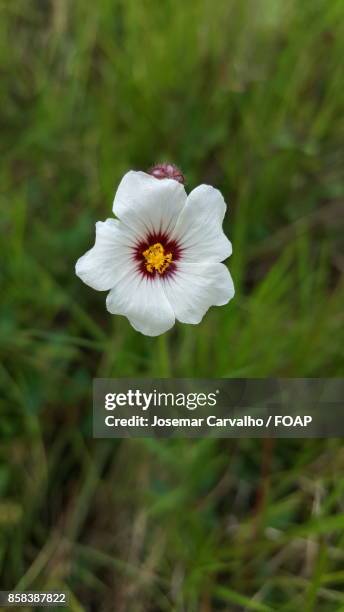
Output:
148 163 185 184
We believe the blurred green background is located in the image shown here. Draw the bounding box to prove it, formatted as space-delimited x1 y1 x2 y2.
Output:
1 0 344 610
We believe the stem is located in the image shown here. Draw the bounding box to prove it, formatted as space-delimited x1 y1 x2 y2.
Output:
157 334 171 377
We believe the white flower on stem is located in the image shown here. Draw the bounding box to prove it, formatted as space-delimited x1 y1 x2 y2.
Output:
75 165 234 336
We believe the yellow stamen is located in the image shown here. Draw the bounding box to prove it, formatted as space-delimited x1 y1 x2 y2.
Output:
142 243 172 274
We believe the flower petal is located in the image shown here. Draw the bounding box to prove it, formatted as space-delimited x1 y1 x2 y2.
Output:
163 262 234 324
113 171 187 238
171 184 232 263
75 219 137 291
106 274 175 336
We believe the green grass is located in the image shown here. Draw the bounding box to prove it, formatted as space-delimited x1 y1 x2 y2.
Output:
0 0 344 609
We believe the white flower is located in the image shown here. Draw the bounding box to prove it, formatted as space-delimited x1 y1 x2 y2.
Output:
75 171 234 336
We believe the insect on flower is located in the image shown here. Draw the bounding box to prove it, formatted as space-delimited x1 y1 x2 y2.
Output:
75 164 234 336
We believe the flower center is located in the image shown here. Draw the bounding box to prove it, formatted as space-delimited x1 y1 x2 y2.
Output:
142 243 172 275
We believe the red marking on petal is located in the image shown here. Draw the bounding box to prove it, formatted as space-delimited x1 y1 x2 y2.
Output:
133 230 182 279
